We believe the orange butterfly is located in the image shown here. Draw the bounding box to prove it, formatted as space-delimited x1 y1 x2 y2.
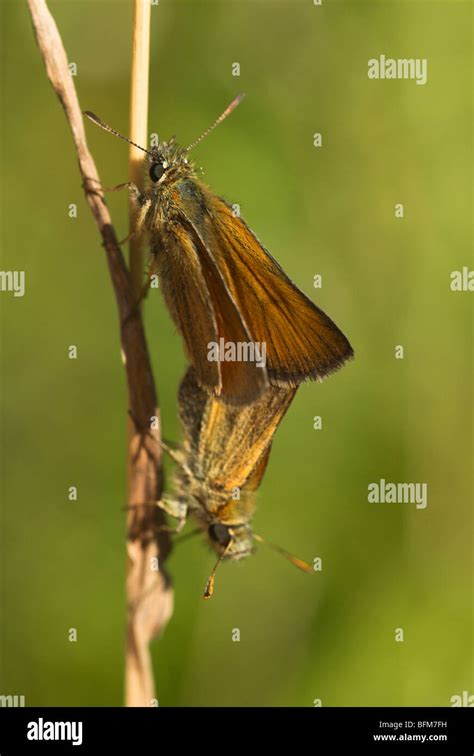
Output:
159 367 312 598
85 95 353 405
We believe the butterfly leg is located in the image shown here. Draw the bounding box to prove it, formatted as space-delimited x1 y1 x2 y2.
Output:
160 440 193 480
156 495 188 533
125 252 159 317
108 184 145 244
123 500 186 534
116 230 137 246
82 177 137 197
82 178 144 248
81 175 105 200
119 256 152 328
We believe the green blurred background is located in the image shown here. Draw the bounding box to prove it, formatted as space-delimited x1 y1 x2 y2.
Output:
0 0 472 707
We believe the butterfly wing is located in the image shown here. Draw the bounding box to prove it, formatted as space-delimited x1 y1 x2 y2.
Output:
243 442 273 492
177 369 294 528
160 182 268 405
178 367 296 494
155 223 222 394
211 442 273 525
183 183 353 387
177 364 209 457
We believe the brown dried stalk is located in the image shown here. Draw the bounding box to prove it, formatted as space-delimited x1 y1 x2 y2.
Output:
27 0 173 706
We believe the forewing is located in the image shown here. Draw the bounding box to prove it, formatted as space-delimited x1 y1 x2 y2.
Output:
174 181 268 404
193 185 354 386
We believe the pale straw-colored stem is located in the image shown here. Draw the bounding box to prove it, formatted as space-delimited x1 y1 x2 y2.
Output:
125 0 171 709
128 0 150 297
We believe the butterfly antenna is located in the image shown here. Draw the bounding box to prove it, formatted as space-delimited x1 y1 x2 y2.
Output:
203 538 234 599
83 111 153 156
186 93 245 152
253 533 313 573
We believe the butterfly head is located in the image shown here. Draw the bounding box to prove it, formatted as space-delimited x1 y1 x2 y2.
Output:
147 92 246 186
147 139 196 185
207 522 253 561
84 94 244 190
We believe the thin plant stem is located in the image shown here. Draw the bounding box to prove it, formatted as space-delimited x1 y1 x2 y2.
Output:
125 0 167 709
128 0 150 298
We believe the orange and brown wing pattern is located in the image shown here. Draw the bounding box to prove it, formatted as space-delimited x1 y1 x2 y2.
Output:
178 367 295 494
194 186 353 385
156 224 222 394
173 182 268 404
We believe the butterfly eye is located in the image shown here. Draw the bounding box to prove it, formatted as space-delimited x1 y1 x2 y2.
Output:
149 162 165 182
208 524 231 547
